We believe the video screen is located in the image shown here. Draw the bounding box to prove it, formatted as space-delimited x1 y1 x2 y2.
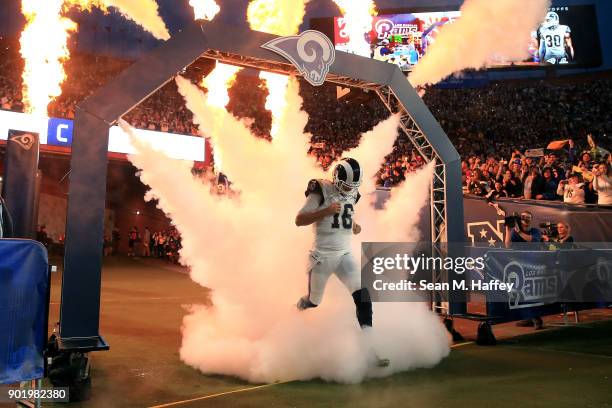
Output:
524 6 602 67
332 5 601 71
334 11 461 71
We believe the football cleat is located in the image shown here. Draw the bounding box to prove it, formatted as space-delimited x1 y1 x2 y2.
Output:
296 296 317 310
376 357 391 368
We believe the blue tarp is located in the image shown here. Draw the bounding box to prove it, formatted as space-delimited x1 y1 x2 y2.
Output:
0 239 49 384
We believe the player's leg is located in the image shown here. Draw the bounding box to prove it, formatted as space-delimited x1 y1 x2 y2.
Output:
297 252 333 310
337 253 389 367
336 253 372 328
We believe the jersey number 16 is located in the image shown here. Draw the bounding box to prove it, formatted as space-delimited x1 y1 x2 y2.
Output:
331 204 353 229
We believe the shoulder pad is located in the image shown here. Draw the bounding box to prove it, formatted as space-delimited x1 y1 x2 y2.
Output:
305 179 325 206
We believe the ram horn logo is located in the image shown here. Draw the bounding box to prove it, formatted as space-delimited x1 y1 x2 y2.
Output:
9 133 36 151
261 30 335 87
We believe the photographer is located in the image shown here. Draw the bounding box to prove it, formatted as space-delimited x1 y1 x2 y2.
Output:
504 211 542 247
505 210 543 330
541 221 574 244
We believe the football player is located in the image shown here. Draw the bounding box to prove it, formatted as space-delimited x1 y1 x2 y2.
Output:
538 11 574 65
295 158 389 367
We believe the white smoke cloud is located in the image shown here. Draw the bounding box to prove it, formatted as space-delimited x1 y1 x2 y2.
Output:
125 75 450 383
409 0 551 87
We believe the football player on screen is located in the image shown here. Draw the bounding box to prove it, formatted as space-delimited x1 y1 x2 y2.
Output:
538 11 574 65
295 158 389 367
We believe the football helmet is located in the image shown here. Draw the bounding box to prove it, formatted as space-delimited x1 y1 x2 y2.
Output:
544 12 559 29
332 157 363 196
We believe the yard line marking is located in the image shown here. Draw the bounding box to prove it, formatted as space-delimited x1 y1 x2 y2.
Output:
147 382 289 408
451 341 474 348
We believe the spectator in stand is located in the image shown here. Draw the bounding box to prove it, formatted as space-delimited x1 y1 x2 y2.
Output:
500 169 522 198
557 173 585 204
587 134 611 163
593 162 612 205
543 152 566 182
486 181 508 201
541 168 559 201
522 166 544 200
467 168 489 196
580 152 594 170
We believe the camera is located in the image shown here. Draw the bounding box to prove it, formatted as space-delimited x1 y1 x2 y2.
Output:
504 212 521 228
539 222 559 238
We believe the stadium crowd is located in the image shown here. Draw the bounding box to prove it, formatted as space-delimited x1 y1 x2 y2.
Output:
1 38 610 205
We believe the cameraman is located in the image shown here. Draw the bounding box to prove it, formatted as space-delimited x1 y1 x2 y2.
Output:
505 210 544 330
542 221 574 244
504 211 542 248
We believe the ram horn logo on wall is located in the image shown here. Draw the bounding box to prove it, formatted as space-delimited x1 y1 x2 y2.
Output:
9 133 36 150
261 30 335 87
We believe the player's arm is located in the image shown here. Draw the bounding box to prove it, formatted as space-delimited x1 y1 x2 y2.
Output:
565 33 574 60
537 29 546 61
295 197 340 227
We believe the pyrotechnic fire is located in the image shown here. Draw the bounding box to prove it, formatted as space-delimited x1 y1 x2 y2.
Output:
19 0 171 116
189 0 220 21
259 72 290 138
19 0 76 116
247 0 308 138
63 0 106 11
247 0 309 36
201 62 242 108
333 0 377 57
198 63 241 169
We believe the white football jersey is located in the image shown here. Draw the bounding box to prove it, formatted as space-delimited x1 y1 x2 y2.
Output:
539 25 570 56
299 179 361 254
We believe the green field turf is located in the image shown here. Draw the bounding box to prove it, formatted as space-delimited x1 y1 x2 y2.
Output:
45 257 612 408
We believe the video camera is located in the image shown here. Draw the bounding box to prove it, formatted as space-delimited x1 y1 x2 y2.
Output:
504 212 521 228
539 222 559 238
